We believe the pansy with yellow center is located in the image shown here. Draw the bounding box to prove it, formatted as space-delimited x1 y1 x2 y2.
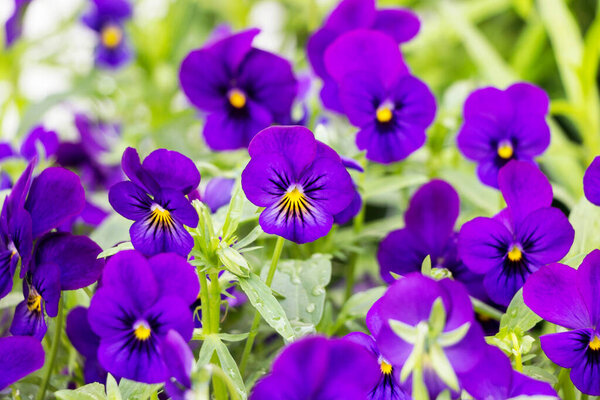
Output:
109 147 200 256
242 126 354 244
459 161 574 306
89 251 199 384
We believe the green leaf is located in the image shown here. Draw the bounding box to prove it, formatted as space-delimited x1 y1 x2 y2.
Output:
500 289 541 332
430 344 459 391
197 337 217 368
217 245 250 277
55 383 107 400
106 374 122 400
118 379 162 400
233 225 263 251
217 332 249 342
566 197 600 262
238 273 296 343
263 254 332 331
336 286 387 327
97 242 134 259
0 292 23 309
210 335 247 400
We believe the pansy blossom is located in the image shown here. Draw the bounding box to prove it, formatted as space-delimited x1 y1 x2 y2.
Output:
108 147 200 256
5 0 31 47
179 29 298 150
459 160 574 306
241 126 354 243
0 335 44 390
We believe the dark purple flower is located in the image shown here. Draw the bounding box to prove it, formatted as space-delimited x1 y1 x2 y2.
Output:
459 160 574 306
179 29 298 150
88 250 198 383
241 126 354 243
367 273 486 398
0 161 86 299
82 0 132 68
457 83 550 188
378 180 487 302
66 306 108 384
10 232 104 339
250 336 380 400
0 143 15 161
20 125 58 161
307 0 419 112
583 156 600 206
161 330 194 400
0 335 44 390
108 147 200 256
523 250 600 395
324 30 436 164
346 332 410 400
333 157 363 225
459 345 557 399
4 0 31 47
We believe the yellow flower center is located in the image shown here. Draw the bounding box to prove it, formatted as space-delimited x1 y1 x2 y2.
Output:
507 245 522 262
376 106 393 123
27 293 42 313
149 204 174 229
228 89 246 109
133 321 152 341
101 24 123 49
497 140 514 159
590 336 600 351
278 185 311 218
380 360 393 375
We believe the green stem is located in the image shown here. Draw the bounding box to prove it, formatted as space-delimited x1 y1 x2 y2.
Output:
239 236 285 375
344 158 367 301
36 297 64 400
557 368 576 400
208 272 227 400
199 273 210 332
470 297 503 321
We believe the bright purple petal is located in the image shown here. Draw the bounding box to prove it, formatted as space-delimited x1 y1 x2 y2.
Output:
203 177 235 213
458 217 512 274
66 306 100 359
142 149 200 195
373 9 420 43
148 253 199 305
584 156 600 206
517 207 574 265
576 250 600 327
540 329 589 369
0 336 45 390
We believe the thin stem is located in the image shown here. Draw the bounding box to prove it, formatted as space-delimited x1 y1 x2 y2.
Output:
510 332 523 372
239 236 285 375
470 297 503 321
208 272 227 400
36 297 64 400
557 368 576 400
199 272 210 332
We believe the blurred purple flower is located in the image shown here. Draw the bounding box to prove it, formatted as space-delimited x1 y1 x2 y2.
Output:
5 0 31 47
161 330 195 400
20 125 58 161
241 126 354 243
459 161 574 306
307 0 419 112
189 177 236 213
0 335 44 390
333 157 363 225
179 29 298 150
457 83 550 188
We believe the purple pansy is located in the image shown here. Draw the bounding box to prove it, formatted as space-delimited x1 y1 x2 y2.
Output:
10 232 104 340
250 336 380 400
523 250 600 395
346 332 410 400
307 0 419 112
189 177 236 213
378 180 488 302
5 0 31 47
583 156 600 206
82 0 132 68
0 335 44 390
108 147 200 256
324 30 436 164
459 160 574 306
0 160 87 300
333 157 363 225
161 330 195 400
457 83 550 188
20 125 58 161
459 345 558 399
367 273 486 398
88 250 198 384
66 306 108 384
241 126 354 243
179 29 298 150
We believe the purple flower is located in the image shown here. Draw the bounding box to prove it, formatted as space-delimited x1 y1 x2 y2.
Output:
20 125 58 161
459 161 574 306
0 160 87 299
189 177 236 213
583 156 600 206
523 250 600 395
307 0 419 112
82 0 132 68
108 147 200 256
179 29 298 150
5 0 31 47
457 83 550 188
324 30 436 164
250 336 380 400
241 126 354 243
10 232 104 339
333 157 363 225
88 250 199 384
161 330 195 400
378 180 488 302
459 345 558 399
66 306 108 384
346 332 411 400
0 335 44 390
367 273 486 397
